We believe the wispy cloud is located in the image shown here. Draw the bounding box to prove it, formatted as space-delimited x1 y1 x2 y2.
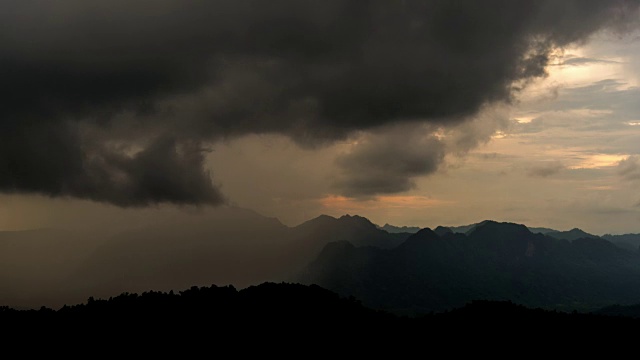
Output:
319 195 453 211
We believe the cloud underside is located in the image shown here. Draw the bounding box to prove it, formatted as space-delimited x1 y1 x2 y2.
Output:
528 162 566 177
618 156 640 181
334 126 445 197
1 0 638 205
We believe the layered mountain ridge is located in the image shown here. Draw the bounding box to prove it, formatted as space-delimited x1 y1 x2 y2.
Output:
3 210 640 313
302 220 640 314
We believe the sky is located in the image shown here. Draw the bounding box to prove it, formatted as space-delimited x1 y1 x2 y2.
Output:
2 1 640 234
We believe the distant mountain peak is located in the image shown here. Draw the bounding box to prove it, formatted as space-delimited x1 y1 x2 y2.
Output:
433 226 453 236
316 214 337 220
304 213 375 226
338 214 377 228
414 227 437 237
397 227 442 250
296 214 338 229
339 214 369 222
380 223 421 234
469 220 532 236
293 213 410 250
475 220 498 227
545 227 599 241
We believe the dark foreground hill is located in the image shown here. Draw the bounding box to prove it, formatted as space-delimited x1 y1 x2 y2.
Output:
1 282 637 354
595 303 640 318
302 221 640 314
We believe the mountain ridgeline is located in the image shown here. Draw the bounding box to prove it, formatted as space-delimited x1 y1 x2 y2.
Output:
3 208 640 314
602 233 640 252
301 220 640 314
0 208 410 308
2 282 637 351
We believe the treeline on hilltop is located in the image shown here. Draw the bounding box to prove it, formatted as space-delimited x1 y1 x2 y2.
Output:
1 282 638 345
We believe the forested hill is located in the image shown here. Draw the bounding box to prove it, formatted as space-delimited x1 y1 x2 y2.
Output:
1 282 638 353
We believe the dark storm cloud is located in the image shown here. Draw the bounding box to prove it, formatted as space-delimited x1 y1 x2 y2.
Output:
0 124 223 206
1 0 638 205
78 137 225 207
334 128 445 196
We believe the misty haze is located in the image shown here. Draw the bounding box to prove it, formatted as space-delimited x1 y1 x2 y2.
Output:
3 0 640 350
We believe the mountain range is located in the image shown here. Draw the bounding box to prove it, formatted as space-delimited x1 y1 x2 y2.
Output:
0 208 409 308
302 220 640 314
383 219 640 251
3 208 640 313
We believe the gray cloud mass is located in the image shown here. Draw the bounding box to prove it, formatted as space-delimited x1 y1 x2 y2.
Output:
1 0 638 205
528 162 566 178
618 155 640 180
334 126 445 196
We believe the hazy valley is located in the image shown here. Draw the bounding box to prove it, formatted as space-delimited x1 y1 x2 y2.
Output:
3 207 640 316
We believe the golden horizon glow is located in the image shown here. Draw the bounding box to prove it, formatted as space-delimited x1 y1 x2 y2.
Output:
568 154 629 169
319 194 454 211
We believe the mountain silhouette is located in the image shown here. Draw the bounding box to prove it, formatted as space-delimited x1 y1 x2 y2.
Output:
302 220 640 314
602 233 640 252
379 223 421 233
1 282 638 352
3 210 640 315
433 226 454 236
0 209 413 308
595 303 640 318
527 226 561 235
545 228 600 241
294 214 408 249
